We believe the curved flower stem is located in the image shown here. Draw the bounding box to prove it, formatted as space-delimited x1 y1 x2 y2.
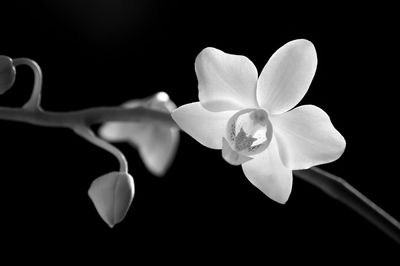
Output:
1 105 399 243
294 167 400 244
0 106 175 128
12 58 43 111
73 125 128 173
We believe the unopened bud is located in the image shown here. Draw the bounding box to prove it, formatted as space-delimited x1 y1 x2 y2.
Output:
99 92 179 177
88 171 135 228
0 56 16 94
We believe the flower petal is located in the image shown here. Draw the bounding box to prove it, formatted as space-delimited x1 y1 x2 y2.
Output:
241 137 292 204
99 122 151 144
257 39 317 114
221 138 253 165
195 47 258 111
135 126 179 177
99 94 158 143
100 92 179 176
172 102 235 149
271 105 346 170
100 121 178 176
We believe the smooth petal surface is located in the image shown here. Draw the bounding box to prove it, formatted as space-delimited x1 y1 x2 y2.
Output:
221 138 253 165
99 96 153 143
271 105 346 170
100 92 179 176
195 47 258 111
172 102 235 149
242 137 293 204
135 126 179 177
100 122 179 176
99 122 151 144
257 39 317 114
88 172 135 228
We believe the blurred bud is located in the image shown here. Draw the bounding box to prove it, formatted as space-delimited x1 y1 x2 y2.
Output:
88 171 135 228
0 56 16 95
99 92 179 177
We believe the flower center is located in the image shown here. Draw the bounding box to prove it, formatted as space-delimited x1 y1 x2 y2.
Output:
226 108 273 156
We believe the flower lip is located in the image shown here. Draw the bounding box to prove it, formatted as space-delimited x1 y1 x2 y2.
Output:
225 108 273 156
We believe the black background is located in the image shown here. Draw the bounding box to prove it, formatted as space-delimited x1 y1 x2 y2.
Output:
1 0 399 262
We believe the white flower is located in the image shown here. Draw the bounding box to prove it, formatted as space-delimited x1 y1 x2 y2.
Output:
171 39 346 204
88 171 135 228
100 92 179 177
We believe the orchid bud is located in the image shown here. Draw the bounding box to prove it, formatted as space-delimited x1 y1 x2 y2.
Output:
88 171 135 228
0 56 16 94
99 92 179 177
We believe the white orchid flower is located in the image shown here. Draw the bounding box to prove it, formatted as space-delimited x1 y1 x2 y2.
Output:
172 39 346 204
100 92 179 177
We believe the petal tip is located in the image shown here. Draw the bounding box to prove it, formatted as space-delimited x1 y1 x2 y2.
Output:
285 39 317 63
241 142 293 205
198 46 221 55
334 133 347 160
195 46 258 111
269 186 292 204
88 172 134 228
272 105 346 169
291 39 315 49
275 195 290 204
195 47 222 67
